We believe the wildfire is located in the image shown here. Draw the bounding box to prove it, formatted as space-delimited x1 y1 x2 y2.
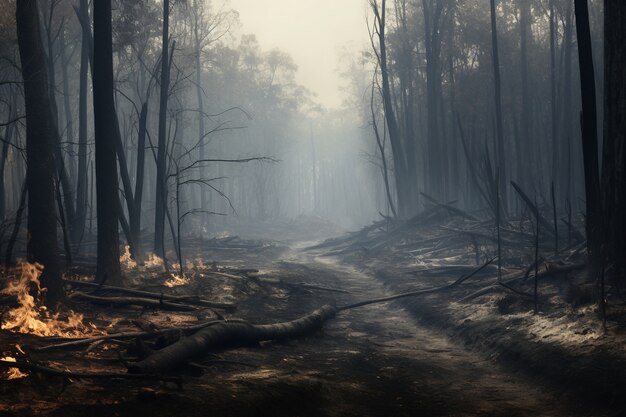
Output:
119 245 137 270
0 355 27 380
144 253 165 270
1 262 93 337
164 273 189 288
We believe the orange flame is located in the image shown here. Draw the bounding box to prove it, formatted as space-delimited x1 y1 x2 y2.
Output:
143 253 165 270
1 262 95 337
119 245 137 270
164 273 189 288
0 355 28 380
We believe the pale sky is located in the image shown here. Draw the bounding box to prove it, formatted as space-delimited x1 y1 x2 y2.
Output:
228 0 370 110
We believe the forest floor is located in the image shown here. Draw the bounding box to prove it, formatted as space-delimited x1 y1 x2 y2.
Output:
1 216 625 416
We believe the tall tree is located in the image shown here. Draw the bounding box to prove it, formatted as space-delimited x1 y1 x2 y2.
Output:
370 0 410 217
154 0 171 257
93 0 122 285
602 0 626 274
574 0 601 262
489 0 506 212
74 0 90 244
15 0 63 304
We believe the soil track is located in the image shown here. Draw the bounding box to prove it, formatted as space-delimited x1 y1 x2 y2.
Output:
0 242 598 417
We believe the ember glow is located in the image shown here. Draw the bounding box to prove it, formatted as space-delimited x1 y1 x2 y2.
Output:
0 355 27 380
144 253 165 270
1 262 93 337
119 245 137 270
164 273 190 288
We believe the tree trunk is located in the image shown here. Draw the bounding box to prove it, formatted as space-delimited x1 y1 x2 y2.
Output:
154 0 171 258
490 0 507 213
16 0 63 305
93 0 122 285
574 0 602 263
602 0 626 274
0 105 15 221
371 0 410 218
519 0 533 189
74 0 90 244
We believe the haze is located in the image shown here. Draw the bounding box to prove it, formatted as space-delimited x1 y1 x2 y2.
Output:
229 0 370 109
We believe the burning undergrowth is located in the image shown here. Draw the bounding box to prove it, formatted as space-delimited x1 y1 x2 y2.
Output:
1 262 97 338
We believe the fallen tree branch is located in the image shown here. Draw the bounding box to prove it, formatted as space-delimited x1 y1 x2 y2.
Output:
37 319 250 351
63 279 235 310
70 292 200 311
510 181 556 235
0 359 181 383
338 257 495 311
420 192 480 221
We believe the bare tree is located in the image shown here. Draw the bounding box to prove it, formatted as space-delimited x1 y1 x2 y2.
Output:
93 0 121 285
15 0 63 304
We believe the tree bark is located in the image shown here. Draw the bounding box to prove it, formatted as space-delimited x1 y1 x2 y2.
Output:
75 0 90 244
490 0 506 213
371 0 410 217
16 0 63 304
93 0 122 285
574 0 602 263
154 0 171 257
602 0 626 274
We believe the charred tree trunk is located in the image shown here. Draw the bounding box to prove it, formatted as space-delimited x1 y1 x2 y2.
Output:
422 0 444 199
602 0 626 275
0 105 15 221
74 0 90 244
93 0 122 285
154 0 171 258
193 1 207 212
371 0 410 218
489 0 507 213
574 0 602 264
16 0 63 305
129 102 148 258
519 0 533 189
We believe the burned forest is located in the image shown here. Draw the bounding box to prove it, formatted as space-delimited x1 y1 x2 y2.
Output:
1 0 625 416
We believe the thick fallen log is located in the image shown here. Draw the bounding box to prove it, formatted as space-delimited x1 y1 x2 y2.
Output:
128 305 338 374
63 279 235 310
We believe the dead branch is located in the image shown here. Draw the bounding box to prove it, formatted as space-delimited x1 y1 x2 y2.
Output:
0 359 181 383
70 292 200 311
37 319 250 351
63 279 235 310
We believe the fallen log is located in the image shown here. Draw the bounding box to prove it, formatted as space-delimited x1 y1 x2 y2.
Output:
0 359 181 383
128 305 338 374
70 292 199 311
63 279 236 310
37 319 250 351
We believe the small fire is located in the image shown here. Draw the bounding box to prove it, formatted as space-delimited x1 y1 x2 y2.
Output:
120 245 137 270
1 262 94 337
144 253 165 270
164 273 189 288
0 355 28 380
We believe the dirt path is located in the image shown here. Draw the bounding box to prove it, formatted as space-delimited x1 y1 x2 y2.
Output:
1 244 590 417
270 250 581 417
